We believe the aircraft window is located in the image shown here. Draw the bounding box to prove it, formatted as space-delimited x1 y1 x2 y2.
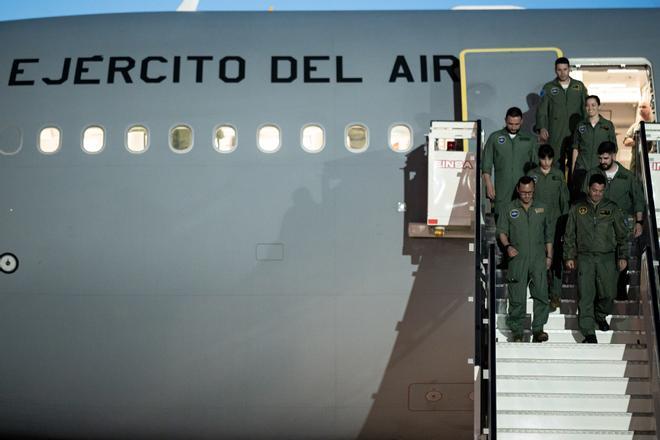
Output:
126 125 149 153
0 125 22 155
301 124 325 153
39 127 61 154
82 126 105 154
214 125 237 153
257 124 281 153
389 124 413 152
345 124 369 152
170 125 193 153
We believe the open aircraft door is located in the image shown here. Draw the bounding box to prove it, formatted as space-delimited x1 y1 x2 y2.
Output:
459 48 563 136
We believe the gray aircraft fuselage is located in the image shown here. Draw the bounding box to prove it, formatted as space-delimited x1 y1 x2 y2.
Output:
1 9 659 439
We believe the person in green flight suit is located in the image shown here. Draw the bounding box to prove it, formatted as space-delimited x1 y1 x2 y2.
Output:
497 176 554 342
571 95 617 200
583 141 646 299
536 57 588 175
482 107 538 215
564 173 629 343
527 144 570 310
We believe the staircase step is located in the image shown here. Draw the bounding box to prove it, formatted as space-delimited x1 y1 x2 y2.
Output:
496 329 645 344
497 393 653 412
497 376 651 394
496 342 648 361
496 314 644 331
496 359 649 378
496 299 640 315
497 410 655 431
497 428 656 439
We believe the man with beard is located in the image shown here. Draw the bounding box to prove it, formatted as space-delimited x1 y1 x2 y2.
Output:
565 174 629 343
536 57 588 174
497 176 553 342
584 141 645 300
482 106 538 216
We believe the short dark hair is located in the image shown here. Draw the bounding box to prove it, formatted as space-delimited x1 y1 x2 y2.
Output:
586 95 601 106
597 141 617 155
588 173 607 187
538 144 554 159
555 57 570 67
517 175 535 187
506 107 523 119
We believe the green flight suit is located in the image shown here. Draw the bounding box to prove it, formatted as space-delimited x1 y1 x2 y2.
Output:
564 198 629 336
497 199 553 337
527 166 570 298
584 163 646 297
573 117 617 172
481 128 538 212
536 78 588 169
583 163 645 218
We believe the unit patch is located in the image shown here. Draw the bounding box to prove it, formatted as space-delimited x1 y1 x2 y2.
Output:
599 209 611 216
602 125 610 131
534 207 545 213
572 84 581 90
551 87 559 95
578 206 588 215
510 209 520 219
498 136 506 144
578 125 586 134
531 175 538 183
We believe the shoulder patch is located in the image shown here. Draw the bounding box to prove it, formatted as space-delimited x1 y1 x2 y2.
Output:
551 87 559 95
578 206 588 215
578 124 586 134
531 174 538 183
510 209 520 219
498 135 506 144
534 207 545 214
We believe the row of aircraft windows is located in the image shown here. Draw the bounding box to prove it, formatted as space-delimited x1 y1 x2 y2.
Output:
36 124 415 155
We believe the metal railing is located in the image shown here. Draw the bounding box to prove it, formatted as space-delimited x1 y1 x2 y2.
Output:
474 119 497 440
637 122 660 431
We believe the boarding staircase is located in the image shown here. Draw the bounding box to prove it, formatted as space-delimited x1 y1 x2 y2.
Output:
475 123 660 439
494 266 656 439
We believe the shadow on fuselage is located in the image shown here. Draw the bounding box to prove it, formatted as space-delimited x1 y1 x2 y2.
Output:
356 144 474 439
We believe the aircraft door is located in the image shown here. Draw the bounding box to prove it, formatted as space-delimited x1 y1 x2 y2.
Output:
459 48 563 137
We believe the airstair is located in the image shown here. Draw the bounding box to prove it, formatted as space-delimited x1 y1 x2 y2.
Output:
475 122 660 439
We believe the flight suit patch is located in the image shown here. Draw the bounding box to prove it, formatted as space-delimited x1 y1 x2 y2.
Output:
551 176 561 181
510 209 520 219
599 209 611 216
602 126 610 131
531 175 538 183
498 136 506 144
572 84 581 90
551 87 559 95
534 207 544 213
578 125 586 134
578 207 588 215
